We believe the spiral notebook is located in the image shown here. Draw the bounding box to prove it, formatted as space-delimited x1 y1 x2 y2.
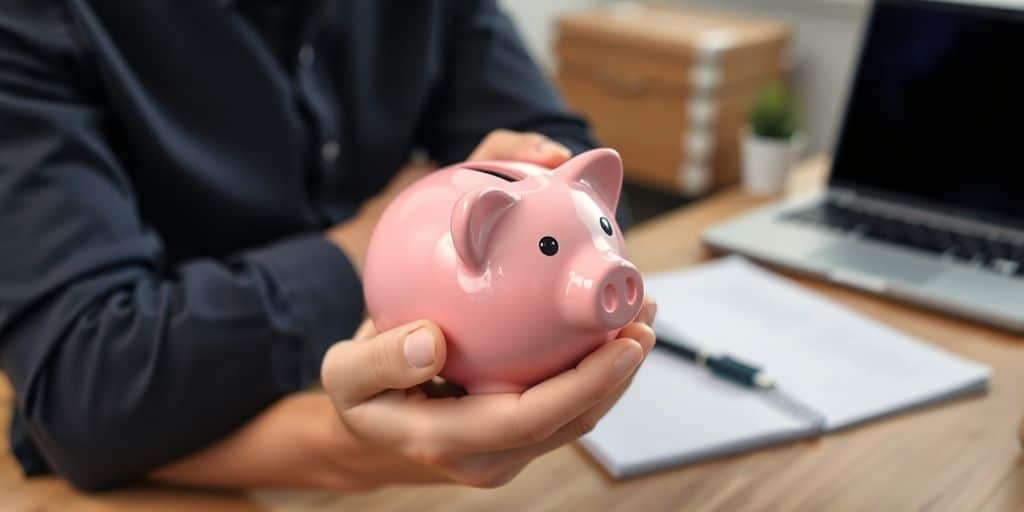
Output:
580 257 991 478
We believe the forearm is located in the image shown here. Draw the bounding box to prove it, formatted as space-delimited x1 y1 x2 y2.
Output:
150 392 358 490
151 390 442 492
3 235 364 490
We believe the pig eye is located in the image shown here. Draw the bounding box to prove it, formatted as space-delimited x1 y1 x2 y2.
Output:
599 217 613 236
538 236 559 256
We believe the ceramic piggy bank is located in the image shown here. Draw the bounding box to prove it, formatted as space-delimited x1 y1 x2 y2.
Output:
363 148 644 393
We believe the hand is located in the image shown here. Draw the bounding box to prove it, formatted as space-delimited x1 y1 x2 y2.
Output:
318 297 657 490
326 162 434 274
149 297 655 491
467 129 573 169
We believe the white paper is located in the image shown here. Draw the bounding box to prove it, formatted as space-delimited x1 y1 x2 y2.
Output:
581 256 990 477
649 257 990 429
581 349 814 478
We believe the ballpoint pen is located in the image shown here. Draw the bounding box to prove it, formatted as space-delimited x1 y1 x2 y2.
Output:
655 336 775 389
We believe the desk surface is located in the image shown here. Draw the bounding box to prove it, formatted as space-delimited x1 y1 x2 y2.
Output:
2 157 1022 511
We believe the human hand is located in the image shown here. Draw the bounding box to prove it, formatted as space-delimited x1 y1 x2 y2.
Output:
318 297 657 490
467 129 573 169
326 162 434 274
149 298 654 491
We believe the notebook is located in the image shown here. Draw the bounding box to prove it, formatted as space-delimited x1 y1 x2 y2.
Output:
580 256 991 478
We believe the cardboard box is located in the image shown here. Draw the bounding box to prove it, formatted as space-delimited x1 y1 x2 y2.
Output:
555 3 791 195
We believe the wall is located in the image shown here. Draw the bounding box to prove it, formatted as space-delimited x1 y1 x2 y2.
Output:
666 0 869 153
498 0 602 72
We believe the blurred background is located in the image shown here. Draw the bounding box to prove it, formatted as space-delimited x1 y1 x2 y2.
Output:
501 0 868 221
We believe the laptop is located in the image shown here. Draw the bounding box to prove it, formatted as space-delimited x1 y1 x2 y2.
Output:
703 0 1024 333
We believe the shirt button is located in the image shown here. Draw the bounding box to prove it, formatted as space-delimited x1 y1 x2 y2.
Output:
321 140 340 163
298 44 315 67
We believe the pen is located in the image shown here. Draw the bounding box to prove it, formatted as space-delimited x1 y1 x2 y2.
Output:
655 336 776 389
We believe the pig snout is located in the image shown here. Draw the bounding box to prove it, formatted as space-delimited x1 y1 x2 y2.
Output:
561 255 644 331
598 263 643 325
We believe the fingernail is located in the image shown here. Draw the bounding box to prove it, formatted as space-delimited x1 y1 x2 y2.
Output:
404 328 436 368
613 344 643 375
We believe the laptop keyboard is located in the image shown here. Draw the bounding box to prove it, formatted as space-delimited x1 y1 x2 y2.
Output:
783 199 1024 278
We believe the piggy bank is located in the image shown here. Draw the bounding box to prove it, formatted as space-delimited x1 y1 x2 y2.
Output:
363 148 644 393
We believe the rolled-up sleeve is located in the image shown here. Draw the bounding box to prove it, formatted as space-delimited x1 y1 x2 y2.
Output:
0 7 363 490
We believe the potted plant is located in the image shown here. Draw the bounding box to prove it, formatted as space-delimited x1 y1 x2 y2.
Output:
742 81 804 195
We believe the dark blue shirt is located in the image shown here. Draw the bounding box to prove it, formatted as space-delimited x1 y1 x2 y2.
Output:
0 0 594 489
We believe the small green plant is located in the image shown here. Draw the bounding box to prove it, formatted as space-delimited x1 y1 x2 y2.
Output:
748 81 799 140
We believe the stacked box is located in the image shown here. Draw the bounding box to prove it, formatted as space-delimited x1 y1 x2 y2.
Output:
555 3 792 195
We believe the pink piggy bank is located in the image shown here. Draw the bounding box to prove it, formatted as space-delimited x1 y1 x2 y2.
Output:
363 148 644 394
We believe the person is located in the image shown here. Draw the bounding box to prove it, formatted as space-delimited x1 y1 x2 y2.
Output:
0 0 656 491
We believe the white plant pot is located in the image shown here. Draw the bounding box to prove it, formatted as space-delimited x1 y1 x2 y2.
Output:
741 130 805 196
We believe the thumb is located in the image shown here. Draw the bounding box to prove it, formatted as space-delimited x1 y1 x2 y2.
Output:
321 320 447 410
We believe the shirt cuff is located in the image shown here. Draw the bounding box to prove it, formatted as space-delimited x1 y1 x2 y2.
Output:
245 233 364 386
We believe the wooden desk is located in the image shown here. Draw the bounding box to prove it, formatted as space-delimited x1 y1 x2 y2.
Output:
2 157 1022 511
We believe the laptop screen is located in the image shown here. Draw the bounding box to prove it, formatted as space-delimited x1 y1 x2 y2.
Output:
830 0 1024 228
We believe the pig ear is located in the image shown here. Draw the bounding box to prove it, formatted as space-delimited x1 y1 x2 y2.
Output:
554 148 623 209
451 187 521 272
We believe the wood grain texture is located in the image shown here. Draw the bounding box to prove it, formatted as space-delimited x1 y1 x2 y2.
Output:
1 157 1021 511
